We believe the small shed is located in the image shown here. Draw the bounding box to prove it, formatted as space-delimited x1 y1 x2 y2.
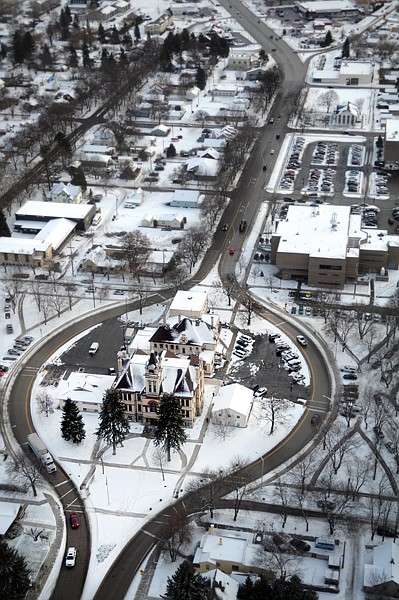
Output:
211 383 253 427
151 124 171 137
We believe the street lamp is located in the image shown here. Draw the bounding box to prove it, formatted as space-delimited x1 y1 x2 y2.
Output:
162 249 166 284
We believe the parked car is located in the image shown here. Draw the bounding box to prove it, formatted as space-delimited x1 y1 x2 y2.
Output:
290 538 311 552
341 366 356 373
268 333 281 342
343 373 357 380
317 500 335 511
254 387 267 397
377 525 398 538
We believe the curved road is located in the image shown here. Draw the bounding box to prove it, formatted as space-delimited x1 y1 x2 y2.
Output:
5 8 332 600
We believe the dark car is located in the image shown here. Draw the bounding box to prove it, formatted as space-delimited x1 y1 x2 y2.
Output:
239 219 247 232
70 513 79 528
311 413 320 424
317 500 335 511
290 538 311 552
377 525 398 537
222 224 228 232
268 333 281 342
343 373 357 380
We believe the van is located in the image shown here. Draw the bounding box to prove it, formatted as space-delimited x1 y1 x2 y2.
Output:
89 342 99 355
315 538 335 551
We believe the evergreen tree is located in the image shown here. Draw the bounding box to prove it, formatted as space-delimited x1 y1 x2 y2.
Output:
164 560 211 600
65 5 72 22
0 539 31 600
134 22 141 41
376 135 384 149
82 41 91 68
61 398 86 443
59 9 70 40
68 45 79 69
69 165 87 193
12 30 25 64
322 30 333 47
22 31 35 57
0 210 10 237
95 389 129 455
40 44 53 68
154 393 187 462
342 36 350 59
196 66 207 90
98 23 106 43
238 575 318 600
166 143 177 158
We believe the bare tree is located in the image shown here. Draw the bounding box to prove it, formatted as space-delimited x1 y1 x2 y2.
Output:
25 527 45 542
6 451 42 497
211 412 234 441
48 283 68 318
176 225 208 273
213 273 238 307
274 479 290 528
65 284 78 310
200 193 228 227
259 396 289 435
36 390 54 417
225 456 250 521
188 468 226 519
160 505 192 562
319 90 339 113
289 456 315 531
122 230 151 282
324 422 359 474
346 455 371 501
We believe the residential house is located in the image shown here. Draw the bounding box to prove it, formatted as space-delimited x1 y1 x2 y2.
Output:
47 183 82 204
144 13 173 35
211 383 253 427
185 157 219 181
124 188 144 208
115 349 205 426
80 154 115 170
170 190 200 209
202 569 239 599
227 52 254 70
364 541 399 597
193 526 267 576
141 213 186 229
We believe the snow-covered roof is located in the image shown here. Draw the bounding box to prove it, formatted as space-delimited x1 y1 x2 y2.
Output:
295 0 356 12
202 569 239 599
51 183 81 198
158 213 185 222
364 541 399 588
340 61 373 76
186 157 219 176
34 218 76 251
194 530 248 567
274 204 354 260
150 317 216 347
0 237 49 253
0 501 21 535
57 373 115 406
198 148 220 160
16 201 93 220
171 190 199 203
385 118 399 141
212 383 253 417
169 290 208 317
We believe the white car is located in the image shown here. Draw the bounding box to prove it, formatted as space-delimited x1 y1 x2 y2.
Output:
254 387 268 397
65 547 77 568
341 365 356 373
291 373 305 382
296 335 308 347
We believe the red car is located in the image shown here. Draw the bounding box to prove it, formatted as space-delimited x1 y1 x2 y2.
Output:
70 513 79 529
229 247 235 255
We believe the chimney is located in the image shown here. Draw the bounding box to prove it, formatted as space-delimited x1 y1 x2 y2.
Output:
219 537 223 545
210 315 214 328
210 524 215 535
163 311 167 326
